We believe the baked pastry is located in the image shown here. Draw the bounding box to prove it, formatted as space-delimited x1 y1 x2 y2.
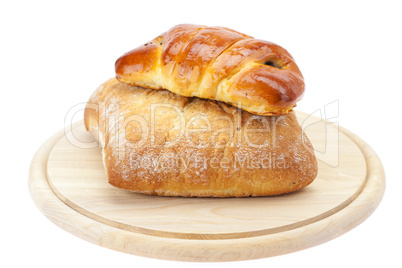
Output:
115 24 304 116
84 78 317 197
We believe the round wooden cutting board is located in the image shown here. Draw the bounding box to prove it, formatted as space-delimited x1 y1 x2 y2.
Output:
29 112 385 262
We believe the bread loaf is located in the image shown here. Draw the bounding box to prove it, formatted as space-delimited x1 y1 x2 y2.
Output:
84 78 317 197
115 24 305 116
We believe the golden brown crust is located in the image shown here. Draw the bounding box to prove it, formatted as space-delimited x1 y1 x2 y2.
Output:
84 78 317 197
115 24 304 116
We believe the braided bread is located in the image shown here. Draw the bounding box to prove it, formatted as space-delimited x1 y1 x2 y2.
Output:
115 24 305 116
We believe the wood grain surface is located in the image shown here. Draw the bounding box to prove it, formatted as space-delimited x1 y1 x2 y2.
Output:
29 112 385 262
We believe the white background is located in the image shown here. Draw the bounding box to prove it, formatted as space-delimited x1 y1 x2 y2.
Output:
1 0 401 267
